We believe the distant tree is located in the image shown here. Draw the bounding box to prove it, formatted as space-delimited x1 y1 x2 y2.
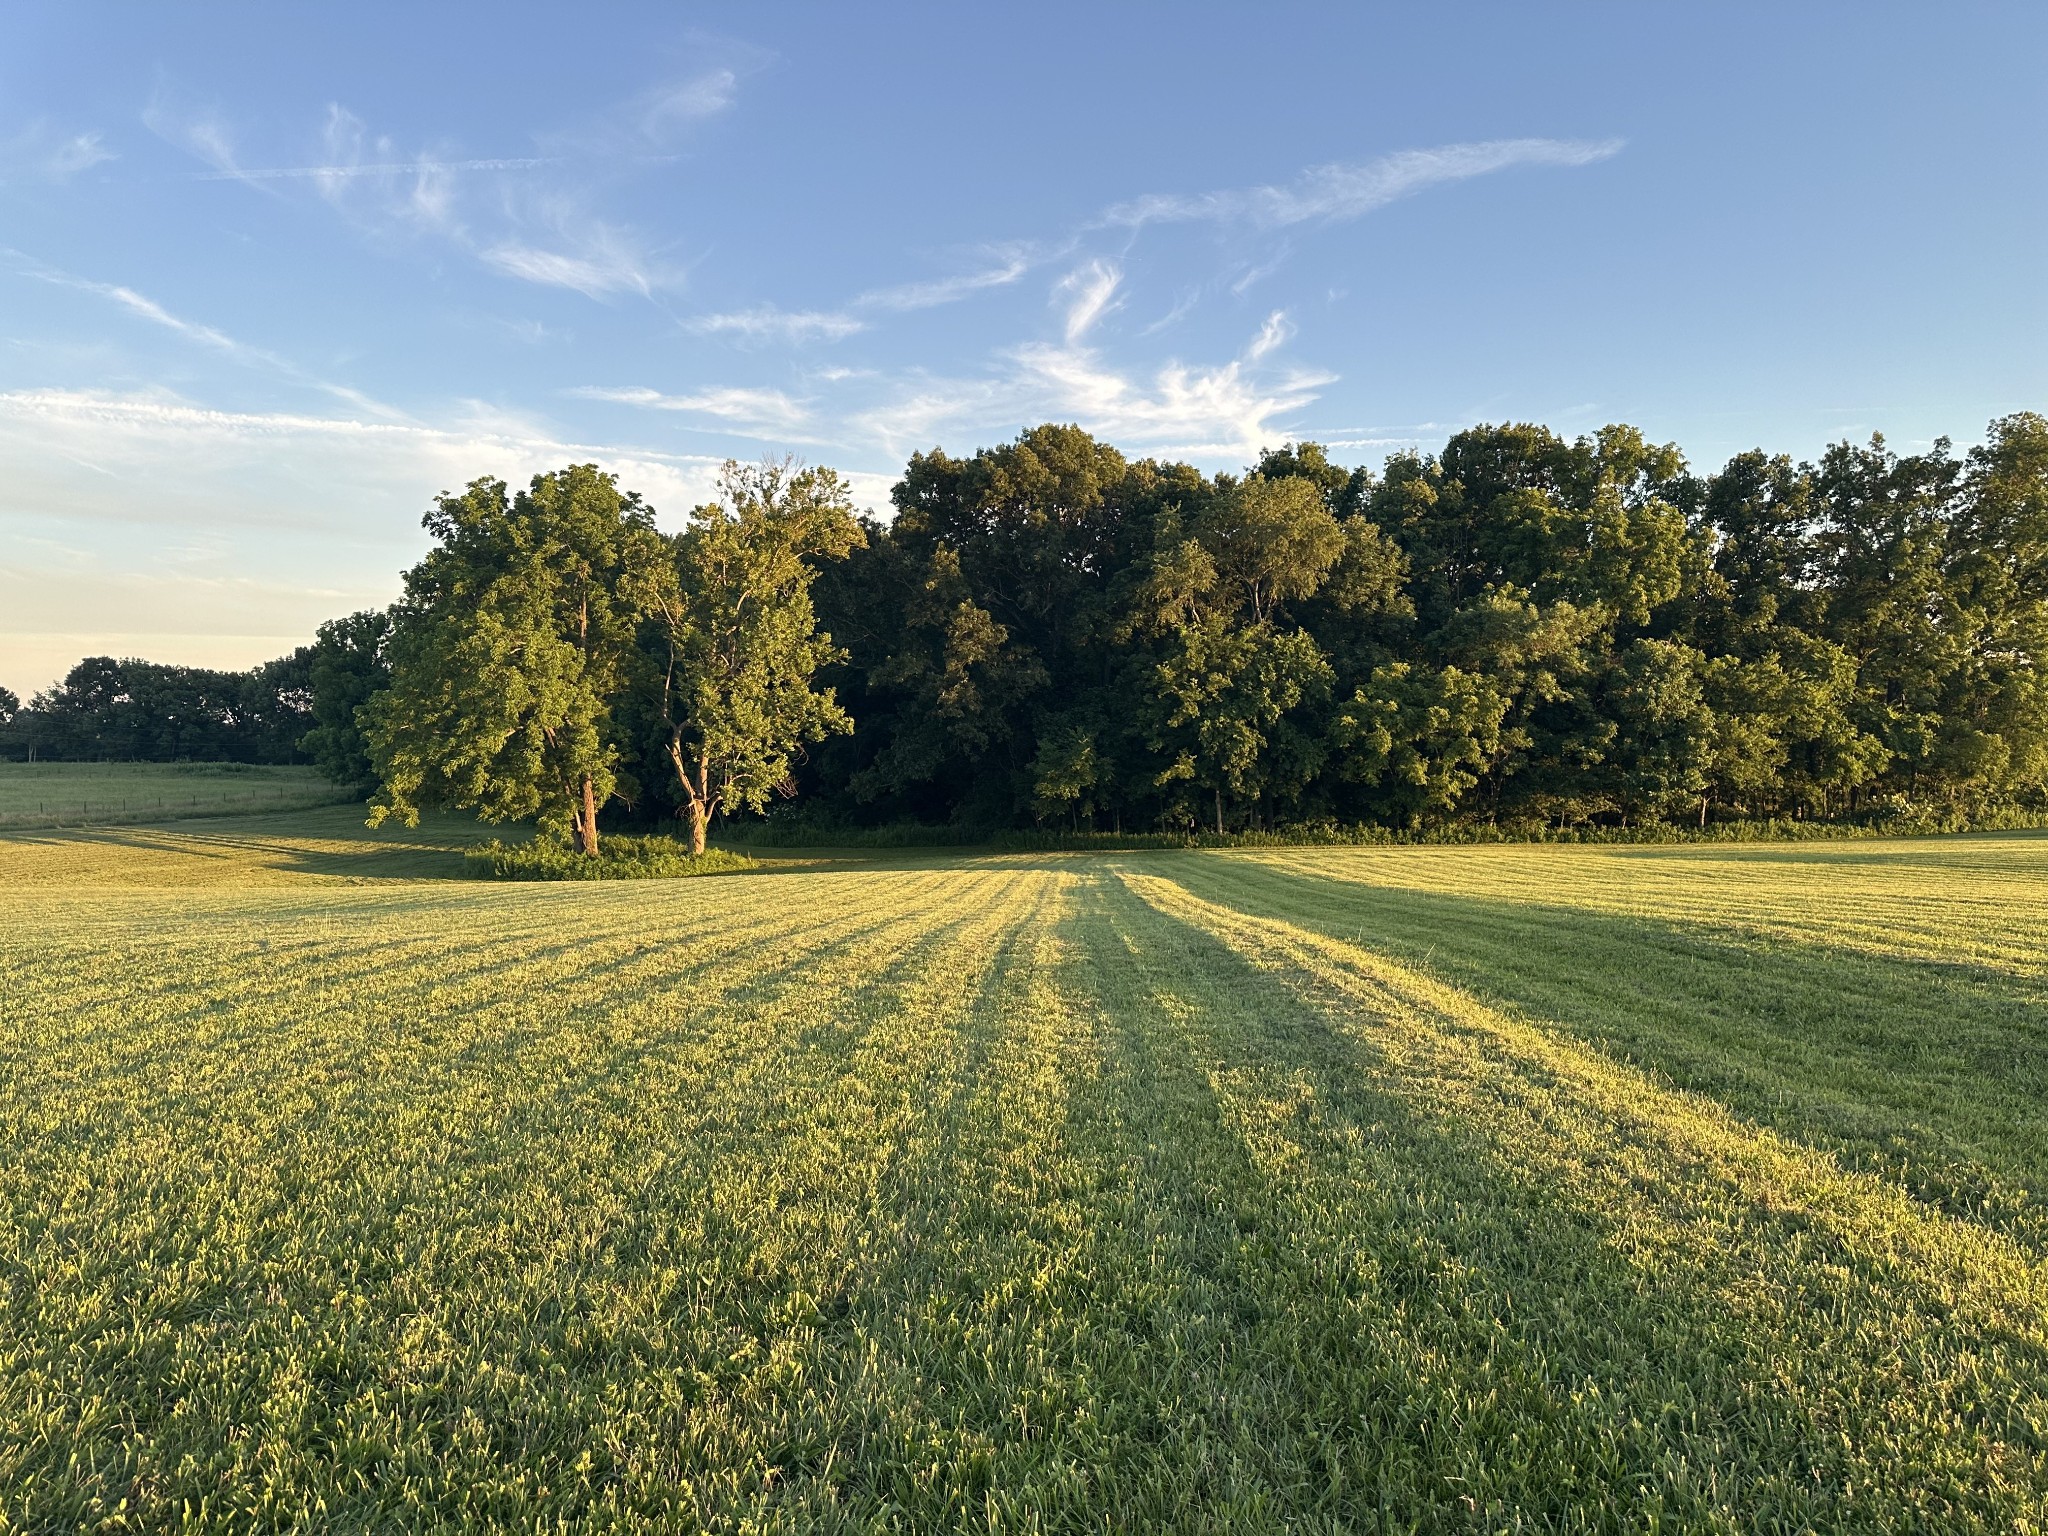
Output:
12 654 313 763
239 648 317 763
301 609 393 789
364 465 664 855
0 686 16 728
644 460 864 855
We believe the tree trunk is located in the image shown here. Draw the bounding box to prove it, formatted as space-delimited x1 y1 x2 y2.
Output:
667 734 711 856
576 774 600 856
1214 787 1224 837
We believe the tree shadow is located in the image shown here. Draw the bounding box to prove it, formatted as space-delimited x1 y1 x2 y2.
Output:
0 805 490 882
1143 854 2048 1250
1021 871 2048 1526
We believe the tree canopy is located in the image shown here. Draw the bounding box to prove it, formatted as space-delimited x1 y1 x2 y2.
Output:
363 465 666 854
16 413 2048 844
798 413 2048 834
641 460 864 854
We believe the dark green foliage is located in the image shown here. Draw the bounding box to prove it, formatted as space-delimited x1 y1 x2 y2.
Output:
299 608 392 789
791 412 2048 833
464 834 757 879
1 653 314 764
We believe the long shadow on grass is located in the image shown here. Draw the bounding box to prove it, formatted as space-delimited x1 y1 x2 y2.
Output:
0 804 488 881
0 873 1051 1532
1143 853 2048 1254
1052 870 2048 1529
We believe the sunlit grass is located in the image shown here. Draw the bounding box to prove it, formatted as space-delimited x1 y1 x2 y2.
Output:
2 813 2044 1529
0 761 350 828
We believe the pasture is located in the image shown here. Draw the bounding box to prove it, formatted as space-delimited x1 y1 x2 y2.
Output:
3 806 2047 1531
0 761 351 829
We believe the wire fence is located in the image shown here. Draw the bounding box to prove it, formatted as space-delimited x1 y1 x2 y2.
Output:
0 783 359 830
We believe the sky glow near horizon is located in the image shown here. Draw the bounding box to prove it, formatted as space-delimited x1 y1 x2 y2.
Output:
1 3 2044 697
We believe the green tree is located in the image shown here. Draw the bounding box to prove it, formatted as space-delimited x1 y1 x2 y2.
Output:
845 543 1049 815
1153 618 1333 833
301 609 393 789
1200 474 1347 623
1028 716 1102 825
1333 662 1506 827
364 465 663 855
646 461 865 855
1133 473 1346 831
1603 638 1715 825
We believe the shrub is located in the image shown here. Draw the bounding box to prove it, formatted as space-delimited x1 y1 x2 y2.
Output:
466 834 759 881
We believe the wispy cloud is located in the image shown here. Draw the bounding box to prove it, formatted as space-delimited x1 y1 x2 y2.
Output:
195 157 554 182
72 277 248 356
142 92 250 184
685 305 865 342
636 69 740 141
149 86 702 300
737 137 1619 341
8 255 405 417
572 384 809 433
0 387 734 524
846 297 1329 463
1098 137 1625 230
1055 259 1122 344
843 262 1324 460
0 120 115 182
856 249 1038 312
542 64 752 159
1244 310 1292 362
483 233 661 299
1007 305 1331 459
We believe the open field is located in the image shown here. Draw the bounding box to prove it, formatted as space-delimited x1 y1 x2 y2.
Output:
4 808 2048 1530
0 762 354 829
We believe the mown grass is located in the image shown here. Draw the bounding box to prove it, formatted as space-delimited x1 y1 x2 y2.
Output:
2 812 2045 1530
0 761 351 828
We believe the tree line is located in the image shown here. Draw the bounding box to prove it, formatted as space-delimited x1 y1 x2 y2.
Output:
9 412 2047 847
0 654 314 764
803 413 2048 835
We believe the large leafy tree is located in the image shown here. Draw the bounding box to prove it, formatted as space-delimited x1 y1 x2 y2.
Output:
301 608 393 790
364 465 663 855
834 424 1152 825
1333 662 1506 828
644 460 864 854
1136 473 1344 830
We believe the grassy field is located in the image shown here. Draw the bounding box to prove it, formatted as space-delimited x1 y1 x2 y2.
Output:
4 807 2047 1531
0 762 353 828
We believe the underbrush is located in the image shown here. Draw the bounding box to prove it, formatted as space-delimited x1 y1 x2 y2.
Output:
465 834 758 880
722 804 2048 853
1000 810 2048 851
723 819 991 849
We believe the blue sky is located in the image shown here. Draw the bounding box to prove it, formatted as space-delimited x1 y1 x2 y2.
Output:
3 3 2044 696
